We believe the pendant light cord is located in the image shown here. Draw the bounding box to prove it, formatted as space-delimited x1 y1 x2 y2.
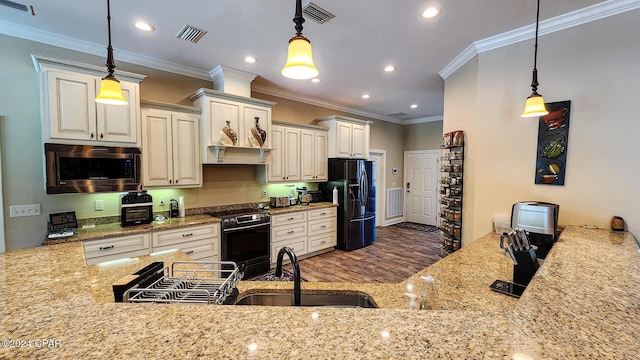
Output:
530 0 541 95
293 0 305 37
104 0 117 80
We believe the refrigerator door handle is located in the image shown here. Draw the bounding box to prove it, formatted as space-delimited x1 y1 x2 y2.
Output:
350 215 375 222
360 168 368 207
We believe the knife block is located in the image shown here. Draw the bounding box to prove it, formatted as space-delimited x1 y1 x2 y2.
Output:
513 248 540 286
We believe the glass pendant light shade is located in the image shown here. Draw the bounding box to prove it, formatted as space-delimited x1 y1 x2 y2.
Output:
96 77 127 105
521 93 548 117
281 36 319 80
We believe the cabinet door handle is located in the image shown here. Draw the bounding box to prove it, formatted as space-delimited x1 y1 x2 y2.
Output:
320 240 326 244
175 179 179 184
287 230 295 234
90 132 94 139
184 250 194 255
100 133 104 139
169 180 172 184
287 217 294 221
320 225 327 229
320 212 326 215
99 245 114 250
182 233 194 237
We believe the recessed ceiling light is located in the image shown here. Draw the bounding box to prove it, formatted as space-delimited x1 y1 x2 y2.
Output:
244 56 257 63
422 7 441 19
410 104 418 109
134 21 155 32
311 78 320 83
362 94 370 99
384 65 396 72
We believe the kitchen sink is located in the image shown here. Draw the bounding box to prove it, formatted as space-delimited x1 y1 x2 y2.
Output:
234 291 378 308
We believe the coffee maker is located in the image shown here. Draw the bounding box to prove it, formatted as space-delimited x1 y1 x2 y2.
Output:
511 201 559 259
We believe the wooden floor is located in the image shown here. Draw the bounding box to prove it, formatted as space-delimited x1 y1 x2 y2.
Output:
284 224 441 283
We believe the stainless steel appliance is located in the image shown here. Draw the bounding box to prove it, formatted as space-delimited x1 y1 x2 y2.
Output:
169 199 179 218
270 196 290 208
208 208 271 278
44 143 141 194
511 201 559 259
321 159 376 250
120 191 153 227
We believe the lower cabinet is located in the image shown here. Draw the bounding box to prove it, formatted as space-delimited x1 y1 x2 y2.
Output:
83 223 220 266
271 212 308 265
307 207 337 253
151 224 219 262
270 207 337 265
83 233 150 265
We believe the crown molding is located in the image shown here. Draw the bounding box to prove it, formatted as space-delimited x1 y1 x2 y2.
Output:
440 0 640 79
251 84 406 124
0 19 211 80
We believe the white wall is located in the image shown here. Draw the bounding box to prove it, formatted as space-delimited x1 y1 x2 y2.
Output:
444 9 640 244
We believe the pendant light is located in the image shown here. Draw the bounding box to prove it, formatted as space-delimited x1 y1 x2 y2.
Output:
95 0 127 105
521 0 548 117
281 0 319 80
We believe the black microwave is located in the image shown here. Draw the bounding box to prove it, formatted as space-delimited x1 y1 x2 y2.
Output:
45 143 142 194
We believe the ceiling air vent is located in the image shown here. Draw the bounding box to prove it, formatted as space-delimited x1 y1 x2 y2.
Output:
386 111 410 118
0 0 28 12
303 2 335 24
176 24 207 43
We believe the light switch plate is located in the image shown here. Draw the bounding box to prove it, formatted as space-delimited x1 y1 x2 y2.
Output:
94 200 104 211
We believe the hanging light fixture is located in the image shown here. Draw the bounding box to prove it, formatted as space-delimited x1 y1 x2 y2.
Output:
95 0 127 105
521 0 548 117
281 0 319 80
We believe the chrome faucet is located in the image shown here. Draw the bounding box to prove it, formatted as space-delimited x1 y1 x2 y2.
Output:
275 247 301 306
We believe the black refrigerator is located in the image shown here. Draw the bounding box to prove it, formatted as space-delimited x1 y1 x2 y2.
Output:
321 159 376 251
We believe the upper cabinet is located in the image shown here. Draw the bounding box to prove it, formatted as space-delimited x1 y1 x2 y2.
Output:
257 121 328 183
33 55 145 147
189 88 275 164
140 101 202 188
315 116 372 159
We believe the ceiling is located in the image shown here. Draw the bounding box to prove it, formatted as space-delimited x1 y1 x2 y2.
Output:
0 0 625 123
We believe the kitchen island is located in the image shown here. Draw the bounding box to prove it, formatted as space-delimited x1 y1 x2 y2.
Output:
1 225 639 359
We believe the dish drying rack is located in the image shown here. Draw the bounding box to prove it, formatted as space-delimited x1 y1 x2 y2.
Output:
123 261 242 305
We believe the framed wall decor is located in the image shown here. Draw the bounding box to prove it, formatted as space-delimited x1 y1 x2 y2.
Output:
535 100 571 186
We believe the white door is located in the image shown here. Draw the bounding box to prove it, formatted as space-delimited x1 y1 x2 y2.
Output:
404 151 439 225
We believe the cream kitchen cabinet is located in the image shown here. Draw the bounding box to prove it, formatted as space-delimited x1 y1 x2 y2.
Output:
189 88 275 164
301 129 328 181
33 55 145 146
151 223 220 262
83 233 150 265
267 125 301 182
307 207 337 253
257 121 328 183
270 211 308 265
141 101 201 188
315 115 372 159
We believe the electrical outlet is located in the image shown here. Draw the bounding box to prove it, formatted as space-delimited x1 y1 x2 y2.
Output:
159 196 165 206
9 204 41 218
263 190 268 198
94 199 104 211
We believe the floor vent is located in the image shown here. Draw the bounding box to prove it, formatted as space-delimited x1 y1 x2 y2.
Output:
176 25 207 43
387 188 404 218
303 2 335 24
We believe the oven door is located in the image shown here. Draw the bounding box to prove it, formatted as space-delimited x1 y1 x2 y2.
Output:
221 223 270 278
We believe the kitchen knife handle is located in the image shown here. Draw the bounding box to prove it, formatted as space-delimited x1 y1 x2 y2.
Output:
507 245 518 265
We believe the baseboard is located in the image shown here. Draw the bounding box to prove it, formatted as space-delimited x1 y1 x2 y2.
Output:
383 217 405 227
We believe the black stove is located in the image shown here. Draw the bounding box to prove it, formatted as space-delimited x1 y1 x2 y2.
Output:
208 208 271 278
207 208 270 229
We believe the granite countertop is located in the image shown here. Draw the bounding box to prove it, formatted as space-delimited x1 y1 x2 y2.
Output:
2 225 639 358
43 203 337 245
